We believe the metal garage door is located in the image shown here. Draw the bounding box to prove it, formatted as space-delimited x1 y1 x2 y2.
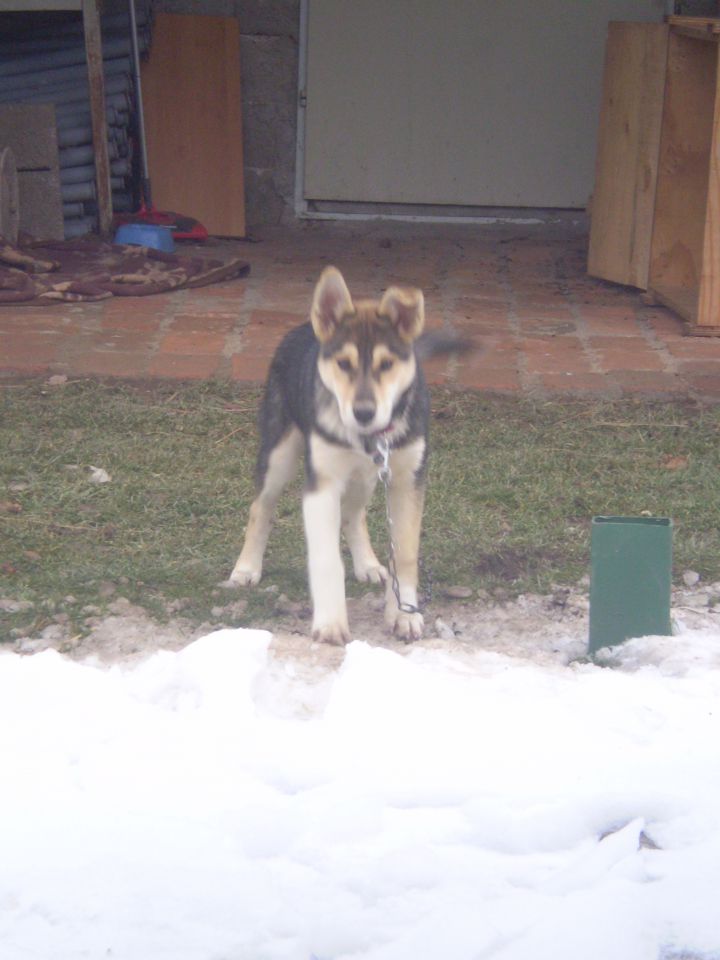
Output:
298 0 665 215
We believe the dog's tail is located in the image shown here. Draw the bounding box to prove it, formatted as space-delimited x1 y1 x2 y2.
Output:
415 331 477 361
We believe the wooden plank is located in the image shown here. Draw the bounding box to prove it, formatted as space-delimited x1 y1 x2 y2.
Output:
668 15 720 39
698 40 720 327
140 13 245 237
649 32 717 310
588 22 669 290
82 0 112 236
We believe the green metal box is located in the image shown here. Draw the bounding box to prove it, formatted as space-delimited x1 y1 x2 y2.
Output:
589 516 672 654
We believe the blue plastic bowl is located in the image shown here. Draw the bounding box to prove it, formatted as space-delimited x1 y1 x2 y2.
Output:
114 222 175 253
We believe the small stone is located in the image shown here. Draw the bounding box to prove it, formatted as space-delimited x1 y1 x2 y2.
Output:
684 593 710 610
165 598 189 613
434 617 456 641
0 598 34 613
275 594 303 616
683 570 700 588
88 465 111 484
47 374 68 386
16 638 50 655
550 588 570 608
445 585 473 599
98 581 117 598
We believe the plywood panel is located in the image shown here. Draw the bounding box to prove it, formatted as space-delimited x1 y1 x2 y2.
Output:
588 22 668 289
141 13 245 237
698 48 720 327
649 33 716 298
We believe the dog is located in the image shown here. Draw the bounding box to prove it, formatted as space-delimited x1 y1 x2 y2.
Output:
230 265 445 645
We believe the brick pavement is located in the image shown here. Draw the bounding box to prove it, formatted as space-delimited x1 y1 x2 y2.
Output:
1 220 719 401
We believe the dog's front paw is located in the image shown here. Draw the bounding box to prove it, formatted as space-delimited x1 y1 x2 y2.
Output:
228 560 262 586
312 621 351 646
391 610 424 643
354 561 388 585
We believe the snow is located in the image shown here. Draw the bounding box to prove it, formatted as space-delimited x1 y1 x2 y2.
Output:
2 625 720 960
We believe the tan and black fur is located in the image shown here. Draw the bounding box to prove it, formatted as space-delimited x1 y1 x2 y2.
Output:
230 266 432 645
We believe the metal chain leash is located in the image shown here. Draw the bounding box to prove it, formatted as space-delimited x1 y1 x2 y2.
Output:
374 436 421 616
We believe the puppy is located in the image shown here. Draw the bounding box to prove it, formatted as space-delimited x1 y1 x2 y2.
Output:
230 266 431 644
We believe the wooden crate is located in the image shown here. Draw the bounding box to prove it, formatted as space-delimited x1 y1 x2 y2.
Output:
589 17 720 334
648 18 720 333
588 22 669 290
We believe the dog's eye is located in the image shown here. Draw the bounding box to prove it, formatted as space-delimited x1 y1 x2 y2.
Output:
337 358 353 373
377 358 394 373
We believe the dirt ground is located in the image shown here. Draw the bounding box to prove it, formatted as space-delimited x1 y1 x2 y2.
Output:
5 577 720 675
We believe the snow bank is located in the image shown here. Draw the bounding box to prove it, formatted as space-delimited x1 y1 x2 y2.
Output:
1 626 719 960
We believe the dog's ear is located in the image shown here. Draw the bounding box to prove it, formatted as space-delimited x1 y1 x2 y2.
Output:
379 286 425 343
311 267 354 342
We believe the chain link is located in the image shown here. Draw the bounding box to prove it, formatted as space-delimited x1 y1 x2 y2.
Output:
374 436 420 615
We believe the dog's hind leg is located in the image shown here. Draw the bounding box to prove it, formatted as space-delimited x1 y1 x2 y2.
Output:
230 426 303 585
342 469 387 585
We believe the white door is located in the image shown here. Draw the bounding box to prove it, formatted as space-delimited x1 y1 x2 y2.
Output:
300 0 666 214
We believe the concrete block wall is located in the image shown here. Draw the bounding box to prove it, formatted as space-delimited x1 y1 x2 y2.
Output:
154 0 300 226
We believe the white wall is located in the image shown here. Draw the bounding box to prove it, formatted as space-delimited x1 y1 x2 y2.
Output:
301 0 666 211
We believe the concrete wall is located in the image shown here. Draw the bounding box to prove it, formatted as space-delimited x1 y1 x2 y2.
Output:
154 0 299 227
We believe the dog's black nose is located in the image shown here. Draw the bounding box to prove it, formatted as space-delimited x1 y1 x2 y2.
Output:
353 404 375 426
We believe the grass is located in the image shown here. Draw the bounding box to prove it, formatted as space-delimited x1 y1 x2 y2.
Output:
2 379 720 641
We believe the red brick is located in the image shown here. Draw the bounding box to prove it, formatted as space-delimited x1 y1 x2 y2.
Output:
247 310 304 331
422 356 452 385
158 331 228 355
230 353 271 382
188 281 247 300
166 312 238 334
0 332 63 363
582 313 643 336
674 358 720 376
148 353 221 379
686 374 720 398
589 337 666 371
514 303 573 320
521 337 593 374
518 318 577 337
71 351 150 377
609 371 684 395
665 338 720 361
85 330 158 352
456 365 521 391
100 314 163 333
537 372 617 396
99 295 174 320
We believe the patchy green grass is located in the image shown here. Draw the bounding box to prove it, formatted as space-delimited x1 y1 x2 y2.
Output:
2 379 719 640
